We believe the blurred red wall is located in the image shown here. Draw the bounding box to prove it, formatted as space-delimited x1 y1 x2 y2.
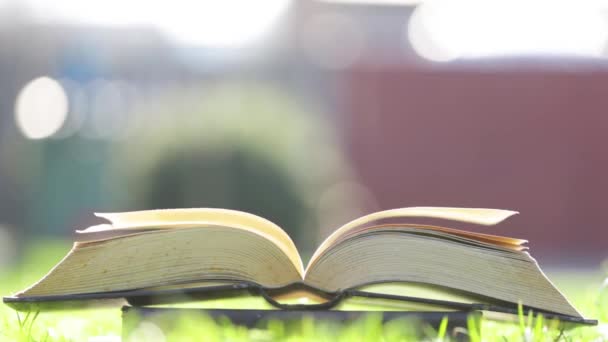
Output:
341 65 608 266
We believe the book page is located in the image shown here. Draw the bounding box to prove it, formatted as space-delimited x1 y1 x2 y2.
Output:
80 208 304 277
303 231 581 317
307 207 520 272
19 227 302 297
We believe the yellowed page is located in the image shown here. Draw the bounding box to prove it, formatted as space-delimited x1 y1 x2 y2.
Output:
80 208 303 277
307 207 518 272
339 224 527 249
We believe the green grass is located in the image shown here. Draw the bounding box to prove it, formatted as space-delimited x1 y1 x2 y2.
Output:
1 241 606 341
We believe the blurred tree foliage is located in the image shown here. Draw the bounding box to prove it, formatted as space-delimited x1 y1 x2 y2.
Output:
143 147 309 246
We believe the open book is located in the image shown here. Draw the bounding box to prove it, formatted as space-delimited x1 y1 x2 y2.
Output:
4 207 591 322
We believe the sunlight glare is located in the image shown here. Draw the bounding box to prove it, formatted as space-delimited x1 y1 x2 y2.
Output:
25 0 291 47
15 77 69 140
408 0 608 62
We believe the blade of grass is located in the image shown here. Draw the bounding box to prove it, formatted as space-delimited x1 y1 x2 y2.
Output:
27 310 40 340
467 315 481 342
518 301 526 337
533 313 544 342
437 316 448 341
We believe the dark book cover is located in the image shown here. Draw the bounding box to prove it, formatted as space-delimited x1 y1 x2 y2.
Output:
121 306 478 341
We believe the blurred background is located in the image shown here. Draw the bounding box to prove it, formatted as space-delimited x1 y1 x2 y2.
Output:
0 0 607 270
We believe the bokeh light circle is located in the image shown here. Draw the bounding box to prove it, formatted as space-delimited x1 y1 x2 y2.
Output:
15 77 69 139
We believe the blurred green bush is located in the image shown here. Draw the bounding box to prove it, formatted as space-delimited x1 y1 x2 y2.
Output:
105 82 355 254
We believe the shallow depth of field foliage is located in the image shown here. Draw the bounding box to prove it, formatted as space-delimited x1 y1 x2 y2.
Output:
1 241 606 341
